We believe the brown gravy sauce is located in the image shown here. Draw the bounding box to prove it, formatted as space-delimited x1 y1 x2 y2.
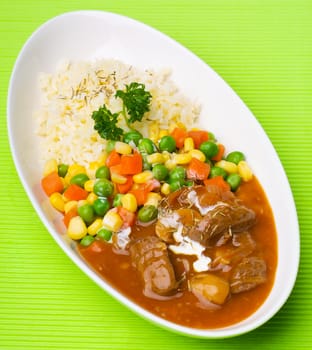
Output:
79 177 277 329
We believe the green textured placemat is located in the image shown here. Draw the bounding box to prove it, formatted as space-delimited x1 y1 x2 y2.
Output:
1 0 311 349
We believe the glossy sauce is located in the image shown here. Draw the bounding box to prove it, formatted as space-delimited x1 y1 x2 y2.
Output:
79 177 277 329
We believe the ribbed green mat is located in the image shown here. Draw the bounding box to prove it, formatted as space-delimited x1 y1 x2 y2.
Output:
1 0 311 349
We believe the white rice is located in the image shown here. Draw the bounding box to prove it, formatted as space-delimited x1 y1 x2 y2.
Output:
35 59 201 166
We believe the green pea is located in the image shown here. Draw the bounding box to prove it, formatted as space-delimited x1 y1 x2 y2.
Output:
80 235 95 247
123 130 143 146
142 155 152 171
159 135 176 152
208 132 216 142
226 151 245 165
199 141 219 159
226 173 241 191
184 180 194 187
93 179 114 197
113 193 124 207
70 173 90 188
138 138 157 154
210 166 227 179
78 204 95 225
95 165 110 179
169 166 186 182
58 164 68 177
97 228 112 241
152 164 169 181
106 140 116 153
93 197 110 216
169 179 183 192
138 205 158 223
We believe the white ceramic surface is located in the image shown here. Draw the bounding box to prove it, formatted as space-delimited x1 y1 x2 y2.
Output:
7 10 299 338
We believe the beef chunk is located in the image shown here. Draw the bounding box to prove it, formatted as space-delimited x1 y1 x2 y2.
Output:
230 256 267 293
162 185 234 210
188 202 256 247
212 232 257 268
130 236 178 298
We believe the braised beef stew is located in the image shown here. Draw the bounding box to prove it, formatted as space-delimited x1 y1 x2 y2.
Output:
79 177 277 329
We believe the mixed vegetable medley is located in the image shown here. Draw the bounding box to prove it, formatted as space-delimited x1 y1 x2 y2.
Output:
41 82 253 248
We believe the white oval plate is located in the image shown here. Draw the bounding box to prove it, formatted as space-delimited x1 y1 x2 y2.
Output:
7 10 299 338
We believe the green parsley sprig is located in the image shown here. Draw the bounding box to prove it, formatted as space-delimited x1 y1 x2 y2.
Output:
91 82 152 141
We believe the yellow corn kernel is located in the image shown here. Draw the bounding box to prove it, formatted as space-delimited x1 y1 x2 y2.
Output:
102 211 123 232
87 218 103 236
121 193 138 213
133 170 154 184
215 160 238 174
87 192 98 205
97 152 108 164
238 161 253 181
77 200 88 208
115 141 132 155
149 122 160 142
161 151 171 162
158 129 169 139
49 192 65 212
184 137 195 152
146 153 165 164
111 172 128 184
65 164 86 183
43 159 58 176
84 179 95 192
173 153 192 165
60 177 66 189
145 192 162 207
67 216 87 240
87 161 100 178
189 149 206 162
164 158 177 170
161 183 171 195
64 200 78 214
67 163 86 176
89 161 101 170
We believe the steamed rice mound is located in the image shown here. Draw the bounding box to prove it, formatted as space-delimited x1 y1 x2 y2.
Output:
35 59 200 166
